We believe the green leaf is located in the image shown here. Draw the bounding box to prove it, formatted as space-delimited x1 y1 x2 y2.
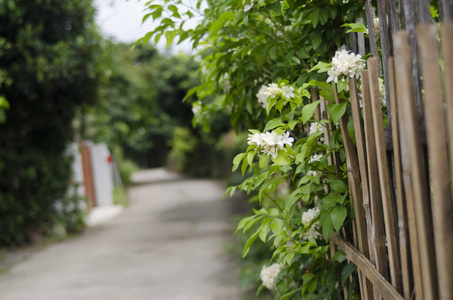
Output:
232 153 246 171
284 190 301 213
311 30 322 50
264 118 283 132
254 171 269 188
273 150 291 165
331 205 347 232
208 11 235 39
319 9 330 25
168 5 181 18
268 1 281 14
270 218 284 234
308 277 318 293
341 262 356 286
280 288 301 300
332 250 347 263
243 231 259 257
258 223 270 242
320 212 334 241
0 96 9 109
310 80 334 102
302 100 322 123
259 153 269 169
331 101 348 124
310 8 320 27
331 180 348 193
342 22 368 33
247 150 256 167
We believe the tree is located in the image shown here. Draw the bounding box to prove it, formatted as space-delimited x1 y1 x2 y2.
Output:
0 0 102 246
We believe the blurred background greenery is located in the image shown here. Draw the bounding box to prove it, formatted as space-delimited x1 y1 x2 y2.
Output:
0 0 244 247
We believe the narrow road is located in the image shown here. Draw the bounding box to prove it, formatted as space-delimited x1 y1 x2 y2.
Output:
0 169 243 300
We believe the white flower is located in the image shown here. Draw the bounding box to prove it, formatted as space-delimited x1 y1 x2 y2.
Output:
309 122 323 136
307 170 318 177
247 131 294 159
247 132 264 147
302 207 320 226
379 77 386 107
192 101 202 115
281 86 295 99
260 263 283 290
374 17 380 36
301 227 322 240
280 131 294 147
244 4 252 12
301 207 322 240
326 49 365 84
264 83 281 98
256 85 269 108
309 154 323 163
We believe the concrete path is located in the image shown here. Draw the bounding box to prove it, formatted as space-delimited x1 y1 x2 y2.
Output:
0 169 242 300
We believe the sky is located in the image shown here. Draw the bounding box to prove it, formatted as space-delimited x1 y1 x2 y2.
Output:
93 0 194 53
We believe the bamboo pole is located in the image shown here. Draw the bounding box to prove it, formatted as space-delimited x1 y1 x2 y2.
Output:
367 58 402 293
347 78 374 300
365 0 379 58
416 23 453 300
442 22 453 208
388 57 412 300
393 36 423 300
400 0 424 118
360 70 389 290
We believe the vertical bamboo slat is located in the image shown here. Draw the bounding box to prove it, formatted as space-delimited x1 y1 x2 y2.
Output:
365 0 379 58
367 58 402 293
393 30 438 300
442 22 453 208
388 57 412 300
360 70 389 288
416 23 453 300
393 39 423 300
401 0 424 118
347 78 373 300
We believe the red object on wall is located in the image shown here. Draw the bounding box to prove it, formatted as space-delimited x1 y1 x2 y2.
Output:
107 154 112 164
80 142 97 210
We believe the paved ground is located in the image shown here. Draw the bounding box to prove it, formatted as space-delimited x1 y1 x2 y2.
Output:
0 169 244 300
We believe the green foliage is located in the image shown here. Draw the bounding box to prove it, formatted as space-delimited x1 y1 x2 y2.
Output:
137 0 375 298
167 126 197 172
0 0 101 246
81 42 200 168
117 157 140 186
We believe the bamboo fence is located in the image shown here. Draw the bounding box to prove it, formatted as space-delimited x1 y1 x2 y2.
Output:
324 1 453 299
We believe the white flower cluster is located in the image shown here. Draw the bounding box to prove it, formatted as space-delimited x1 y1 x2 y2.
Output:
260 263 284 290
308 154 323 163
373 17 380 36
220 73 231 93
301 207 322 240
327 49 365 84
256 85 268 108
306 154 322 177
309 122 323 136
248 131 294 159
192 101 202 115
256 82 296 108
